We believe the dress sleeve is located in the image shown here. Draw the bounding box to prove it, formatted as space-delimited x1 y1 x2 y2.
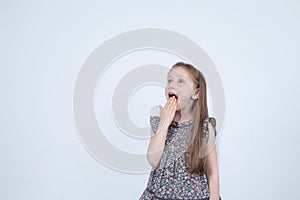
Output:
208 117 217 137
202 117 217 144
150 116 160 134
200 117 217 158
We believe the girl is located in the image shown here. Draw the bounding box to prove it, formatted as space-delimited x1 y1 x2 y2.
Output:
139 62 221 200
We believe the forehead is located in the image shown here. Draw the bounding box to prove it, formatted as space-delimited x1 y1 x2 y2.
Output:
168 67 190 79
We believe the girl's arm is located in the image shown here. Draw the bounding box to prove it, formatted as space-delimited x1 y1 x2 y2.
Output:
146 121 169 168
147 96 177 168
205 122 220 200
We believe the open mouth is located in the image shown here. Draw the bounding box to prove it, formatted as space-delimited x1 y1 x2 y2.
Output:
168 92 178 100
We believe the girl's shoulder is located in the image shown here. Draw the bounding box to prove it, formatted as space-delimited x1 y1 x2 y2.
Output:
203 116 216 125
208 116 216 128
203 116 217 137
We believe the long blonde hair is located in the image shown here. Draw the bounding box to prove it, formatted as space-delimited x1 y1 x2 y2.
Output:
170 62 209 175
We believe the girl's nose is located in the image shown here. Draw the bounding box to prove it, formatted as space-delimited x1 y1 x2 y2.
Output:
167 84 174 90
168 82 175 89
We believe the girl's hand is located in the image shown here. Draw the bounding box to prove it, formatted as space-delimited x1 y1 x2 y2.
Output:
159 96 177 129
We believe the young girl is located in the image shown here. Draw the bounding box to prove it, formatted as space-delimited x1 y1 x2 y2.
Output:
139 62 221 200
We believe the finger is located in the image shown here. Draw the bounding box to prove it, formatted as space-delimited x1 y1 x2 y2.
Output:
165 100 171 109
167 96 173 104
174 102 177 110
165 97 173 108
167 98 176 110
171 100 176 109
167 97 175 109
171 99 177 109
164 99 170 108
166 103 171 110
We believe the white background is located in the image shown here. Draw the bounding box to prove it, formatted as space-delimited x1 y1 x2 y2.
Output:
1 0 299 199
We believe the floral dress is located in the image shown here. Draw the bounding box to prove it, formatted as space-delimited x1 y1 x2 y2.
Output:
139 116 221 200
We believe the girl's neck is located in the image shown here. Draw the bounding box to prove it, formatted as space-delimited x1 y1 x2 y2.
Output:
173 111 193 122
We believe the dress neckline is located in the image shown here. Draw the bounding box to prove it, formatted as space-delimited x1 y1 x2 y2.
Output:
170 118 193 128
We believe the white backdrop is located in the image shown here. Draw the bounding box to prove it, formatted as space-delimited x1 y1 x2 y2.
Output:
0 0 299 199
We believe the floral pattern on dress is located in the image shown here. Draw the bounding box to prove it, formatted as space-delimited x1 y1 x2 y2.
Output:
139 116 219 200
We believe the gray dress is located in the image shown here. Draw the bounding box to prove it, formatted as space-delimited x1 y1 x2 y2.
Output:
139 116 221 200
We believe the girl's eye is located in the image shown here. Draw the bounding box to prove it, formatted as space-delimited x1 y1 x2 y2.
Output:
178 79 184 84
167 79 172 83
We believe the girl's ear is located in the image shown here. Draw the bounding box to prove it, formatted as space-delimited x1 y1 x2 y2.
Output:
192 88 200 100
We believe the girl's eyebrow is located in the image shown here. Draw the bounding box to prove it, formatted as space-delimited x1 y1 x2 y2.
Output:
168 75 187 79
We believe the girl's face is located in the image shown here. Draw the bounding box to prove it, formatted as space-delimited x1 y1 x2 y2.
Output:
164 67 198 111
